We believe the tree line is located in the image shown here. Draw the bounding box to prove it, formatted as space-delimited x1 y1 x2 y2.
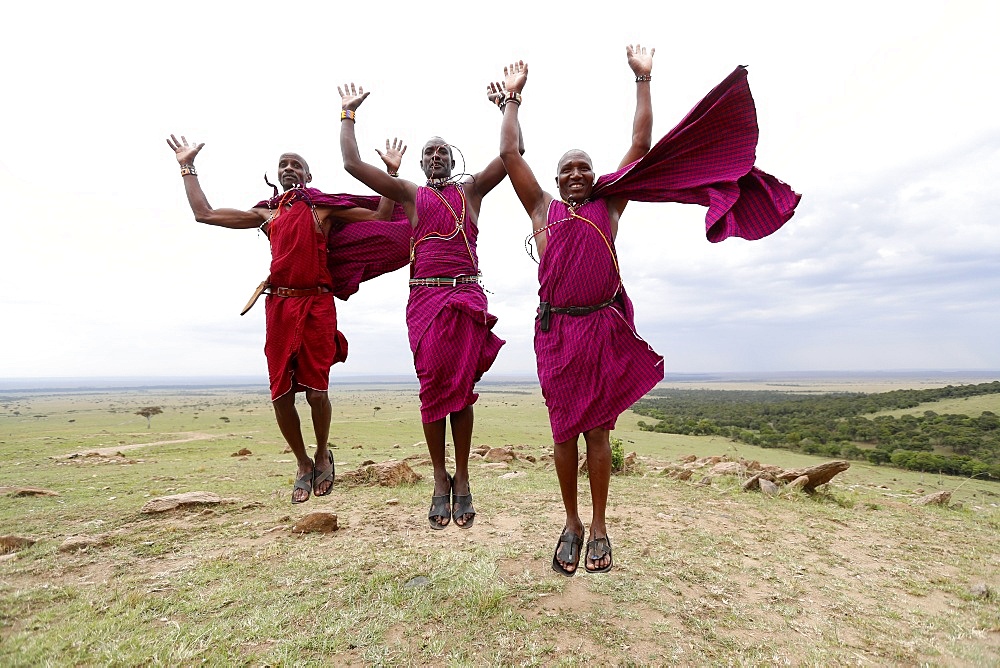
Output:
632 381 1000 480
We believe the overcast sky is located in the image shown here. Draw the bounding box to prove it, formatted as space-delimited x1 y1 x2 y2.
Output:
2 1 998 382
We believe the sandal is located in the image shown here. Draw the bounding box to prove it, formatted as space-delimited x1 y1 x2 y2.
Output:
428 474 452 530
585 536 613 573
291 467 313 504
551 527 584 577
452 487 476 529
313 450 335 496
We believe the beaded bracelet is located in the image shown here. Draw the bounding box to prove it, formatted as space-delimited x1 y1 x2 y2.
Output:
340 109 357 121
635 75 651 82
388 171 399 177
180 164 197 177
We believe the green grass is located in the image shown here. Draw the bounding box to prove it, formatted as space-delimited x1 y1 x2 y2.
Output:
1 384 998 666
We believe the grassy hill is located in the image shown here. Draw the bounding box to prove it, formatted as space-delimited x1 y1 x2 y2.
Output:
1 384 998 665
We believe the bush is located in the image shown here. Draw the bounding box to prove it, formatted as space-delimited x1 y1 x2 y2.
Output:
611 436 625 473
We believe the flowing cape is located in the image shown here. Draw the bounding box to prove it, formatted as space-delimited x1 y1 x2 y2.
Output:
592 66 801 242
254 187 410 299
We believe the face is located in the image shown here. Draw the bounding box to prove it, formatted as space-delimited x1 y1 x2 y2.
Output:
420 138 454 179
278 153 311 191
555 150 595 202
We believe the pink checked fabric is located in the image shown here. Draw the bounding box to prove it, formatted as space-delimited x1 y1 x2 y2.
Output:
593 66 801 241
535 200 664 443
263 201 347 400
407 184 505 423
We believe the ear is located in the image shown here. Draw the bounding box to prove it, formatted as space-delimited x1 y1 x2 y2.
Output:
306 172 313 184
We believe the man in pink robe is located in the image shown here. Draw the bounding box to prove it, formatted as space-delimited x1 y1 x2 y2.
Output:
496 48 800 576
339 85 517 529
166 136 407 504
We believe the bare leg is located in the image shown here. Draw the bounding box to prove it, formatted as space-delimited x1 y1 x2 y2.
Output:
583 426 612 571
273 392 312 503
553 434 584 573
306 388 334 495
423 417 451 527
450 405 474 526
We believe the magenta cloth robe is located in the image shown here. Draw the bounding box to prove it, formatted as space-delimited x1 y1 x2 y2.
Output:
407 184 505 423
593 65 801 241
534 65 798 441
535 200 664 442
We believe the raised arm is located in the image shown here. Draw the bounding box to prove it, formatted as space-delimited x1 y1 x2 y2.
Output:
497 61 549 227
165 134 267 229
465 86 526 200
338 84 417 207
617 44 654 169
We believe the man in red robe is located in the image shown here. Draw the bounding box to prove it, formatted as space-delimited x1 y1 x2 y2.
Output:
496 47 799 575
166 136 405 503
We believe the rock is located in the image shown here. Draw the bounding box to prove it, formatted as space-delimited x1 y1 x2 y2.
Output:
58 536 105 552
970 582 992 599
385 498 399 505
481 462 509 470
786 475 810 492
697 476 713 486
759 479 779 496
282 446 293 454
484 447 515 463
523 455 537 464
472 446 490 456
141 491 233 513
775 460 850 491
351 445 363 450
361 459 376 466
338 460 421 487
0 486 59 497
742 473 762 492
674 469 693 481
404 576 429 589
292 512 338 533
710 461 743 476
0 535 35 554
680 454 697 463
498 471 526 480
913 490 952 506
231 448 252 457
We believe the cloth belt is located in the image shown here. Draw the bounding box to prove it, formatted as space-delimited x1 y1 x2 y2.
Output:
408 275 481 288
537 295 618 332
240 281 330 316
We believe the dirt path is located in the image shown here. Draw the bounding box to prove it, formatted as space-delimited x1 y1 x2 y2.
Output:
56 432 219 459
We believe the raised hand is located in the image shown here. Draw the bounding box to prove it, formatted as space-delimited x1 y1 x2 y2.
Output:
486 81 506 108
503 60 528 94
375 137 407 175
338 82 370 111
626 44 654 77
166 134 205 165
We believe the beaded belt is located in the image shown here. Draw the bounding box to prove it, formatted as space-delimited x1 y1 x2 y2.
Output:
408 275 481 288
267 286 331 297
537 295 618 332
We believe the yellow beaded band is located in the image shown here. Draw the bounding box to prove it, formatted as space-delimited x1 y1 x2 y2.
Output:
340 109 356 121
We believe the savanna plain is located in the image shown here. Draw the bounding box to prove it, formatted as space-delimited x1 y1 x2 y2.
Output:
1 375 998 666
